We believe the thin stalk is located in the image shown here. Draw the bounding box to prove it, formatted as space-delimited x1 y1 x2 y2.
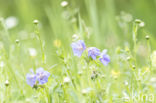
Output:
34 23 46 64
146 37 152 70
132 23 138 61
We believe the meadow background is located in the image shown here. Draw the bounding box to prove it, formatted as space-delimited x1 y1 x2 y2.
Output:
0 0 156 103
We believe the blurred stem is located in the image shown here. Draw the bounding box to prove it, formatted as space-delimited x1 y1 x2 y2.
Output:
45 86 51 103
5 86 10 103
3 49 19 87
66 66 76 89
0 18 10 57
34 23 46 64
132 22 138 66
146 39 152 70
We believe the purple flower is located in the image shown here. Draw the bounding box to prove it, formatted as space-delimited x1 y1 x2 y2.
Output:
88 47 100 60
26 69 37 87
36 67 50 85
26 68 50 87
71 40 86 57
99 49 110 66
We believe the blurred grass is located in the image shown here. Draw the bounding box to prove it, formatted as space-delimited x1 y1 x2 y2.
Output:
0 0 156 102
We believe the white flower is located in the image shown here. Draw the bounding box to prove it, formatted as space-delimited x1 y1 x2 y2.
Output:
5 16 18 29
72 34 79 41
124 81 128 86
0 61 4 68
63 77 71 83
81 88 93 95
61 1 68 7
28 48 37 57
139 22 145 27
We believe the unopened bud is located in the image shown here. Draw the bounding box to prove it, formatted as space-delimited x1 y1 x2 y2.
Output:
15 39 20 44
145 35 150 40
126 56 131 61
132 65 136 69
33 20 39 24
135 19 142 24
5 80 9 86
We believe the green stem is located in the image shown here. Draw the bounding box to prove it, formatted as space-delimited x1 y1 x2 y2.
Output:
147 40 152 73
34 24 46 64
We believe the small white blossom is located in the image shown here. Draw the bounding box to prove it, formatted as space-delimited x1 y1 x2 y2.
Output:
63 77 71 83
139 22 145 27
61 1 68 7
28 48 37 57
0 61 4 68
72 34 79 41
5 16 18 29
124 81 128 86
81 88 93 95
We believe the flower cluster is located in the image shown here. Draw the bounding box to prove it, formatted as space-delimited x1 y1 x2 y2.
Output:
26 67 50 87
71 40 110 66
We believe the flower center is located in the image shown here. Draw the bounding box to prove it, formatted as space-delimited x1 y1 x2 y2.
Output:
39 73 44 80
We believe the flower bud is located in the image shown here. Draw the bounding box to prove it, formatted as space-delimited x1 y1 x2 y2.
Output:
5 80 9 86
126 56 131 61
15 39 20 44
33 20 39 24
135 19 142 24
132 65 136 69
145 35 150 40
